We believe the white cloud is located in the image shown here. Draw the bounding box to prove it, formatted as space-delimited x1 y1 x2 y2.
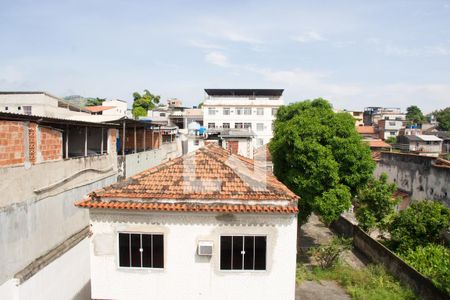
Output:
292 31 326 43
188 40 224 50
205 51 230 67
366 38 450 57
220 30 262 44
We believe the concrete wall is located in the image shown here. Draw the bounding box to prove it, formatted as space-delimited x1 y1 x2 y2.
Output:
123 142 180 178
0 128 119 300
0 238 91 300
331 216 447 300
375 152 450 207
89 210 298 300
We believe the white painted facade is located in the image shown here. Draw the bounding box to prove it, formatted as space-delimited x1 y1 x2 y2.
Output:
203 95 283 148
0 92 90 117
89 210 298 300
102 99 129 116
0 238 90 300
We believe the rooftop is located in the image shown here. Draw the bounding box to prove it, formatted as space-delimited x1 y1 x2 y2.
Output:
356 126 376 134
84 106 115 113
76 144 298 214
204 89 284 97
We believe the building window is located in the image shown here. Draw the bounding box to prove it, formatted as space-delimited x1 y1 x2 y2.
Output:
390 131 396 136
118 233 164 269
223 108 230 115
223 123 230 129
194 140 200 146
160 113 166 117
257 108 264 115
244 123 252 129
235 123 243 129
220 236 266 270
271 108 278 116
17 106 21 110
208 108 216 115
236 108 243 115
5 106 8 111
244 107 252 115
389 121 396 126
23 106 32 115
208 123 215 129
256 123 264 131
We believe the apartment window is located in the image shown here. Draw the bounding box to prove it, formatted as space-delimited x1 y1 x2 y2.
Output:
257 108 264 115
223 108 230 115
220 236 266 270
256 123 264 131
208 123 215 129
118 233 164 268
389 121 396 126
390 131 396 136
160 113 166 117
235 123 243 129
208 108 216 115
23 106 32 115
271 108 278 116
194 140 200 146
223 123 230 129
236 108 243 115
243 107 252 115
244 123 252 129
4 106 8 111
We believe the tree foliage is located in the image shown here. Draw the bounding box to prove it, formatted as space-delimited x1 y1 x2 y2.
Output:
385 136 397 144
355 173 399 231
405 105 425 124
132 90 161 118
401 244 450 295
270 98 375 224
85 97 106 106
385 200 450 253
434 107 450 131
309 237 352 269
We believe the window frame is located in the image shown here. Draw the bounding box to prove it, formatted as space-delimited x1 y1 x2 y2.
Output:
208 108 216 115
243 107 252 115
223 108 230 115
223 123 230 129
256 123 264 131
117 231 165 270
219 234 267 272
256 108 264 116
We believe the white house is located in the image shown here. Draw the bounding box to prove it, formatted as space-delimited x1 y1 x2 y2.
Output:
76 143 298 300
0 91 91 117
202 89 283 148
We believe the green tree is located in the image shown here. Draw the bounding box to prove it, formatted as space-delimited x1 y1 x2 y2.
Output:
132 90 161 118
405 105 425 124
198 102 204 108
385 136 397 144
355 173 399 232
270 98 375 224
434 107 450 131
85 97 106 106
385 200 450 253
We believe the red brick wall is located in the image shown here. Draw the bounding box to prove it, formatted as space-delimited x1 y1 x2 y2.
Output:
0 121 25 167
29 123 37 163
39 126 62 161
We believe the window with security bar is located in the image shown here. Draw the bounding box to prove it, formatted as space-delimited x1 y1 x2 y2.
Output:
220 236 266 270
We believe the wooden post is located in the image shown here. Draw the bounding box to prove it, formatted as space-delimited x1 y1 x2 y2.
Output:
65 125 69 158
143 127 146 151
100 127 104 155
134 126 137 153
84 127 88 156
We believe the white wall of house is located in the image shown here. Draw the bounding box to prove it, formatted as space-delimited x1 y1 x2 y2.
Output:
89 210 298 300
0 93 89 117
102 100 128 116
203 97 282 148
0 238 91 300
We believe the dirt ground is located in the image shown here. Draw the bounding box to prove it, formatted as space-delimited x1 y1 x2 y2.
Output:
295 214 368 299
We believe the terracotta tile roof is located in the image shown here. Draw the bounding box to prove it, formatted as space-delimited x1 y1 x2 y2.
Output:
367 140 392 148
85 106 115 113
76 144 298 214
356 126 376 134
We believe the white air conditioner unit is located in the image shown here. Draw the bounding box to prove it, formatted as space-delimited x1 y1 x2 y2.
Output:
197 241 213 256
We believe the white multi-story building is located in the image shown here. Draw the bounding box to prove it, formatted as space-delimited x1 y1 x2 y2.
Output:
202 89 283 148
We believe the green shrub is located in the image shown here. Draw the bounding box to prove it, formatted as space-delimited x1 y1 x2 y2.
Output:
309 237 352 268
401 244 450 295
385 200 450 253
355 173 399 232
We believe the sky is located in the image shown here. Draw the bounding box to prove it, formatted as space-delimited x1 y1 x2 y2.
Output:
1 0 450 113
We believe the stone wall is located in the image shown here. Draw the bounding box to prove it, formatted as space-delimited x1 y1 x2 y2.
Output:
375 152 450 207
